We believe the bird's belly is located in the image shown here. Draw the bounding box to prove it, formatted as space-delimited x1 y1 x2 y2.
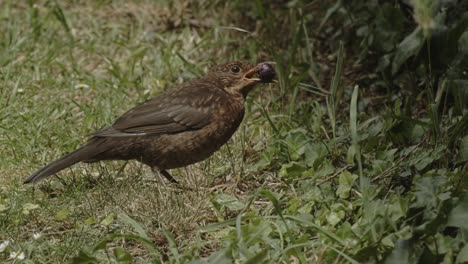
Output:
144 117 243 169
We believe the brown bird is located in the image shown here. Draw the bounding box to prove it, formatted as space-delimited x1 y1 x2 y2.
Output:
24 61 275 184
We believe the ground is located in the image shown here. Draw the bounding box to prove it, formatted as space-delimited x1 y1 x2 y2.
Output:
1 1 467 263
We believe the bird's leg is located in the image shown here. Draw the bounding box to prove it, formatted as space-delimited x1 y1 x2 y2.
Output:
151 167 178 184
160 169 178 184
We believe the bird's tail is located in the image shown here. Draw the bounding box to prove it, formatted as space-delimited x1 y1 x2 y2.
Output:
24 142 99 184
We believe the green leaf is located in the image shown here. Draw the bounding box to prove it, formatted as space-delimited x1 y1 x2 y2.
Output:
244 248 268 264
327 245 360 264
350 84 359 146
84 217 96 225
414 156 434 171
22 203 39 215
412 176 447 209
163 228 180 259
114 248 132 264
458 31 468 55
51 3 74 42
460 135 468 162
203 248 232 264
347 144 356 165
98 234 161 258
71 249 98 264
100 213 115 226
392 27 425 74
327 41 345 137
259 189 280 208
456 244 468 263
118 213 149 240
384 239 412 264
278 162 306 179
388 197 409 222
285 215 345 246
447 197 468 230
200 218 237 233
55 208 71 221
0 204 8 212
336 170 358 199
304 142 327 168
285 130 309 161
326 211 344 226
92 239 109 252
214 194 245 211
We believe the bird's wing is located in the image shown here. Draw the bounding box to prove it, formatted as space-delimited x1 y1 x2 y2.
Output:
93 81 224 137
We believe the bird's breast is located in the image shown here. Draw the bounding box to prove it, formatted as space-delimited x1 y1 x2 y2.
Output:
198 92 245 140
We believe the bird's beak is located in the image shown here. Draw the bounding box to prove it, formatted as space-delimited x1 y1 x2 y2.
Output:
232 62 276 97
242 65 262 84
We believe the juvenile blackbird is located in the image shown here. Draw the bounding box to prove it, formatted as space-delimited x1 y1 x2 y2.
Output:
24 61 275 184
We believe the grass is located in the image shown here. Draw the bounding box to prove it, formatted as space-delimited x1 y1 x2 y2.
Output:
0 1 251 261
1 0 467 263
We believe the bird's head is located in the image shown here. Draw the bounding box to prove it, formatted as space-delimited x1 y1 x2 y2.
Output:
206 61 276 97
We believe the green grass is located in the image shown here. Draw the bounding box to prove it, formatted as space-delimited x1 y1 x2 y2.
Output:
1 0 467 263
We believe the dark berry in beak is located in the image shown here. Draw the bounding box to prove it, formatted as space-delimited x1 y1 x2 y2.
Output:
258 63 276 83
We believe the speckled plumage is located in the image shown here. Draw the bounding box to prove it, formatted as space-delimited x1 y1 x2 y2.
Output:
25 61 275 184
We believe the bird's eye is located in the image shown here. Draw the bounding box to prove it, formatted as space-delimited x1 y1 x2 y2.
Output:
230 65 241 74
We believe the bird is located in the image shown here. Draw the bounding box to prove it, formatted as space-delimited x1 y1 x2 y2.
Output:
24 61 276 184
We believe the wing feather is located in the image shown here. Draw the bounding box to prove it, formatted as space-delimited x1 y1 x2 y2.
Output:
93 81 225 137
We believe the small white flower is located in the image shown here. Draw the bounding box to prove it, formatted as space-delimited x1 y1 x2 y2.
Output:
74 83 90 89
9 251 25 260
0 240 9 252
33 233 42 240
